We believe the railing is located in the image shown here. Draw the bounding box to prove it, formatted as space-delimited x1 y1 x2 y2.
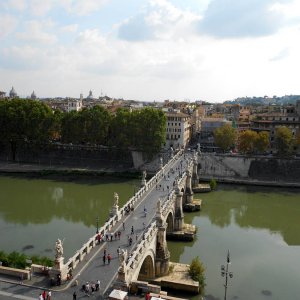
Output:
125 221 158 276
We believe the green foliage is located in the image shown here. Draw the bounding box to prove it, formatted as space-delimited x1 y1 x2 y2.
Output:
0 99 54 143
209 178 217 190
255 131 270 153
0 100 166 158
30 255 53 267
189 256 206 295
109 107 166 158
238 130 257 154
0 251 53 269
0 99 55 160
238 130 270 154
275 126 294 156
214 124 237 151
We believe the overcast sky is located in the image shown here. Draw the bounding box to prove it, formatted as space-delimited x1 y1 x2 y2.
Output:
1 0 300 102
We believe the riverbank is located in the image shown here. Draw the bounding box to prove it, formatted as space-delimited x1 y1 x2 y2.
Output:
0 161 140 179
199 176 300 188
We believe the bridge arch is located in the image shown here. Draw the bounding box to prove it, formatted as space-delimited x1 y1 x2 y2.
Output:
166 211 174 233
136 249 156 281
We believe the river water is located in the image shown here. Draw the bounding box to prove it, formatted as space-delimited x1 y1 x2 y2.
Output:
0 176 299 300
0 175 139 260
168 184 300 300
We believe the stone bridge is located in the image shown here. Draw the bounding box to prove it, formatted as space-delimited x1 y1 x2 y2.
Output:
116 154 200 288
49 149 201 294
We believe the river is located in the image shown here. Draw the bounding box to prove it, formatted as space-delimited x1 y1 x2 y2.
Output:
0 176 299 300
168 184 300 300
0 175 139 260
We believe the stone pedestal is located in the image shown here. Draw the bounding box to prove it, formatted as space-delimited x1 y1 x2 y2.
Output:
54 257 64 270
49 257 68 281
155 220 170 277
110 205 120 220
174 188 184 231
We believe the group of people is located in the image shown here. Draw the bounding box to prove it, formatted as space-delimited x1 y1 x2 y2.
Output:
81 280 100 297
102 248 112 265
96 231 122 244
38 290 51 300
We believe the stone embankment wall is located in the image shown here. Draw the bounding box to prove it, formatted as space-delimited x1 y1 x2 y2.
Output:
198 154 300 184
0 143 133 170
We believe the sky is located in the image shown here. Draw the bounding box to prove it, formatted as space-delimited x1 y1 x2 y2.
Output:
1 0 300 102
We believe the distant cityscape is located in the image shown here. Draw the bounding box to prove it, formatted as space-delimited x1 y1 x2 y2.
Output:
1 86 299 155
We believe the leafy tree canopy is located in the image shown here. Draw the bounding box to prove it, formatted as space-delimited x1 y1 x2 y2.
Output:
275 126 294 156
214 124 237 151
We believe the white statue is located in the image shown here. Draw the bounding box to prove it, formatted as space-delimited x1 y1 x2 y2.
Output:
55 239 64 259
160 157 163 165
142 170 147 181
113 192 119 206
119 249 127 264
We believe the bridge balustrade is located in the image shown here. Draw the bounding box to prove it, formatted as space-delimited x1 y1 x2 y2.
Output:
125 221 157 273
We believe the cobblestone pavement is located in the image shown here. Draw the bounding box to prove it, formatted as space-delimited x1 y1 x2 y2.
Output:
0 152 191 300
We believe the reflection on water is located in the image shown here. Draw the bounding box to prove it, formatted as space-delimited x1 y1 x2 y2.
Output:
0 175 138 258
168 185 300 300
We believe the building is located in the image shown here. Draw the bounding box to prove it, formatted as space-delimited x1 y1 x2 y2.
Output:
30 91 37 100
164 109 191 150
0 91 5 98
9 86 17 98
251 101 300 148
66 95 83 112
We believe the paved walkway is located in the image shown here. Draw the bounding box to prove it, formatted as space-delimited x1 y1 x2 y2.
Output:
0 152 191 300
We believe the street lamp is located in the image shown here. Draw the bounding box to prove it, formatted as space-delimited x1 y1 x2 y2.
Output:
221 250 233 300
96 216 99 234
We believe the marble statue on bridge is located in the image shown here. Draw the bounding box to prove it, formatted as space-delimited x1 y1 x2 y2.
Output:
114 192 119 206
55 239 64 259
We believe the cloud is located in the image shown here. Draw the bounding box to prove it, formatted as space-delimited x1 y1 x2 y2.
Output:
118 0 199 41
16 20 57 44
61 24 78 33
8 0 26 11
60 0 109 16
0 14 18 39
198 0 290 38
270 48 290 61
28 0 53 16
0 46 46 70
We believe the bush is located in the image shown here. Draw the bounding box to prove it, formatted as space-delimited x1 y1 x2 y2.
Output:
189 256 206 295
0 251 53 269
209 178 217 190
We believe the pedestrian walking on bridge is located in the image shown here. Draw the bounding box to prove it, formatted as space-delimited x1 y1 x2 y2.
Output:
73 291 77 300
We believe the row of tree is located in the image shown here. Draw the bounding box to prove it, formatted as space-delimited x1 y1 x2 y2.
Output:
214 124 300 156
0 99 166 159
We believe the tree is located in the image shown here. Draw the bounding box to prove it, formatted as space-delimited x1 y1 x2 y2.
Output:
209 178 217 190
275 126 294 156
189 256 206 295
0 99 55 160
255 131 270 153
238 130 258 154
214 124 237 152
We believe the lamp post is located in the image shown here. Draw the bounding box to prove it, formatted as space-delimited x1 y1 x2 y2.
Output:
96 216 99 234
221 250 233 300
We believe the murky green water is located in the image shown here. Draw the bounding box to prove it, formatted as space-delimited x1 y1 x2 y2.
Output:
168 185 300 300
1 176 299 299
0 175 139 259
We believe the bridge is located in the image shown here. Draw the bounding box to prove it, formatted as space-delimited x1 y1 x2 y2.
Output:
50 149 201 297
